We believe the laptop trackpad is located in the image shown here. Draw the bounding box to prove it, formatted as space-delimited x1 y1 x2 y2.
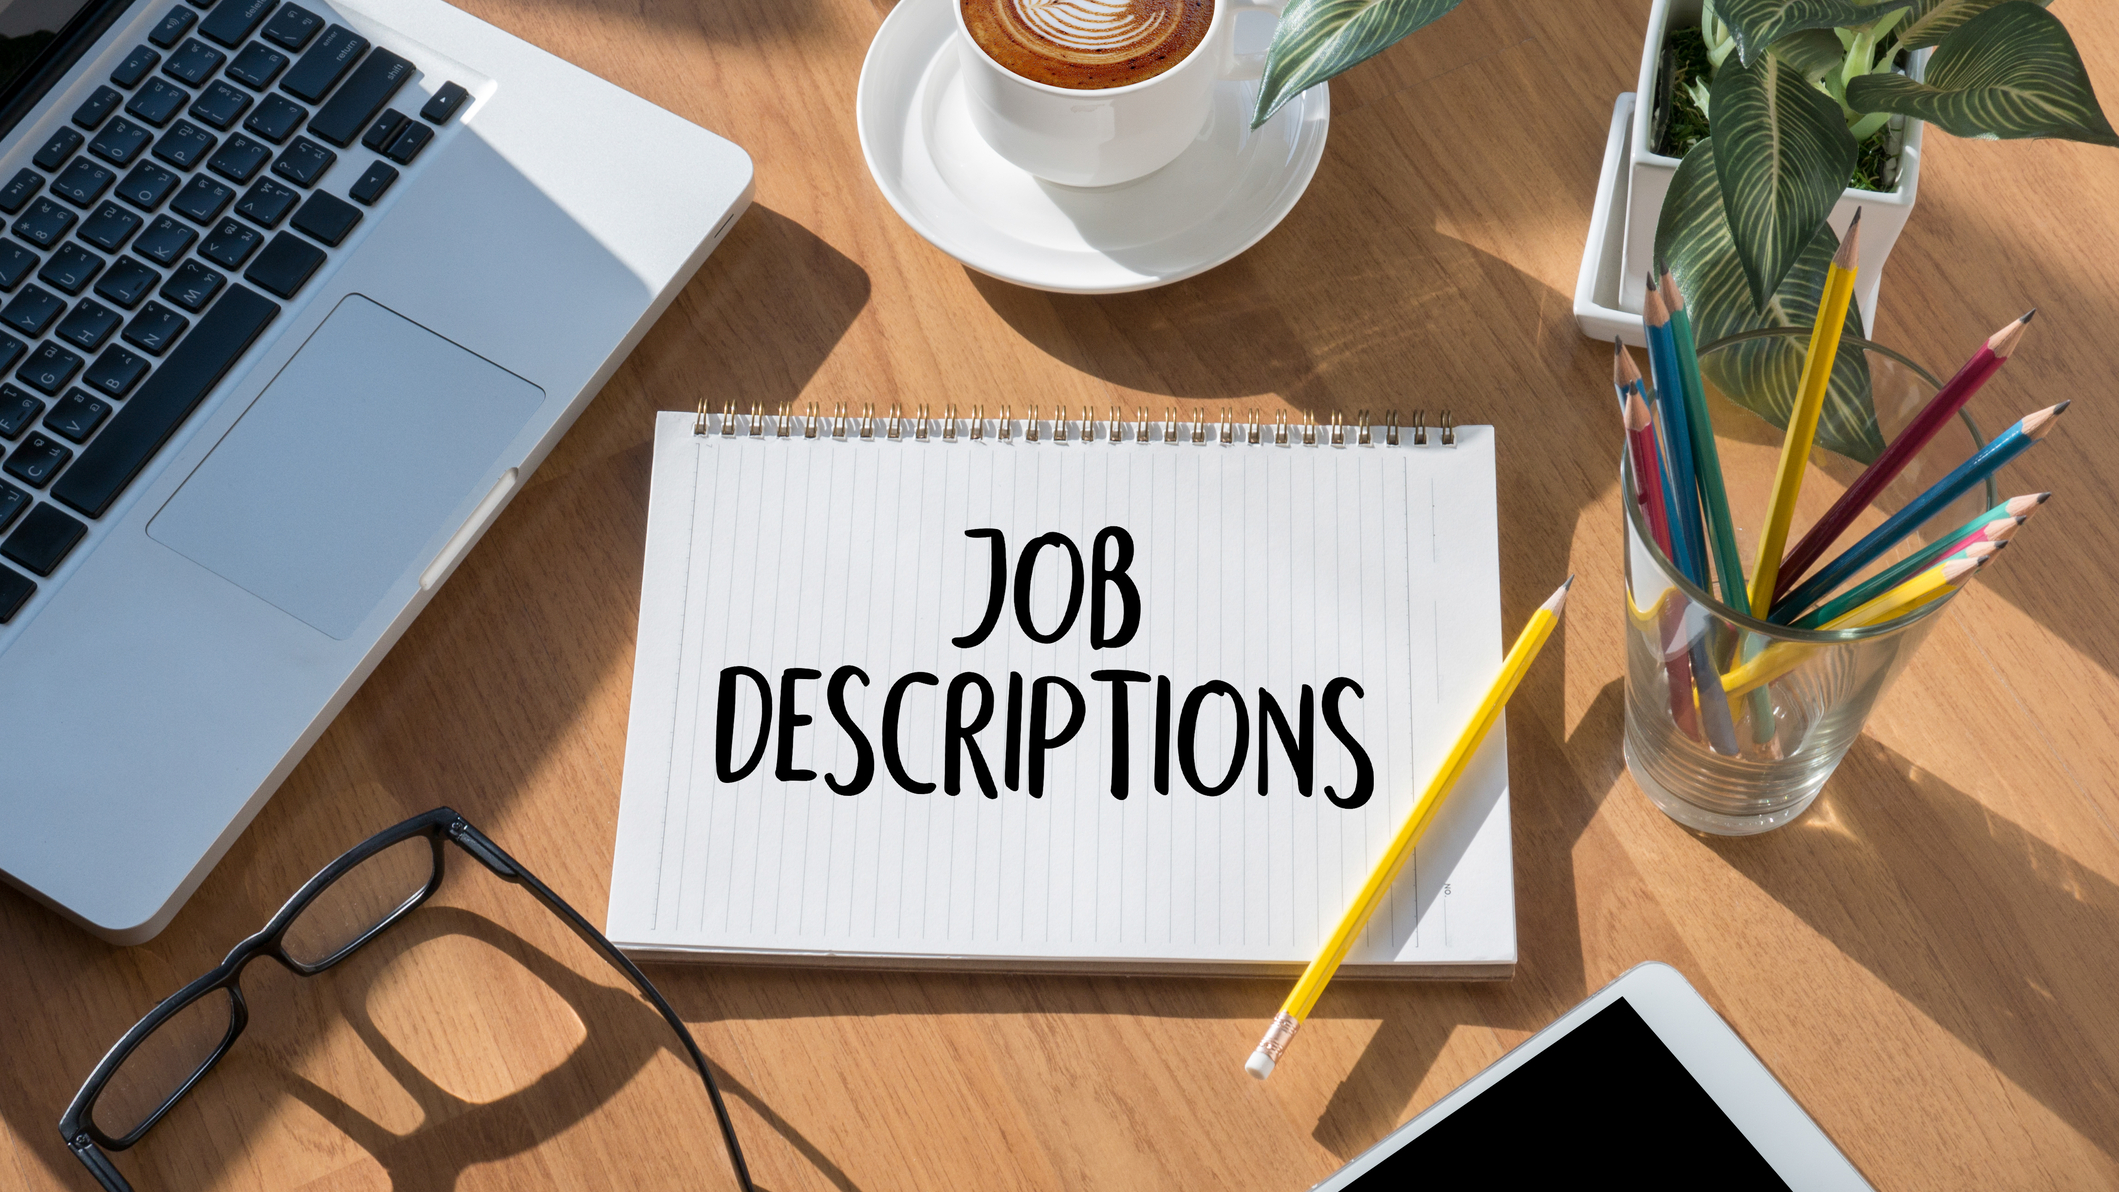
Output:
149 295 545 640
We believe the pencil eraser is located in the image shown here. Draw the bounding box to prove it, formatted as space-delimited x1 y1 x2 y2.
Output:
1245 1050 1275 1080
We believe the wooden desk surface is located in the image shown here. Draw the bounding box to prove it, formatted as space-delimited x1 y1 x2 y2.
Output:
8 0 2119 1187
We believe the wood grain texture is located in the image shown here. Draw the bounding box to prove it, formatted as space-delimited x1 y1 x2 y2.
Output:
6 0 2119 1187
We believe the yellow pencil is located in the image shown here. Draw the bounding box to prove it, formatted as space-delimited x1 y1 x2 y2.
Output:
1245 576 1572 1080
1747 211 1863 619
1721 555 1986 698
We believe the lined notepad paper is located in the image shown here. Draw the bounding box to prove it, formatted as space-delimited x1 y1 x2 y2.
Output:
608 411 1514 976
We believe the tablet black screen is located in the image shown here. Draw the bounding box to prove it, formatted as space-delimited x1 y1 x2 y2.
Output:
1347 998 1793 1188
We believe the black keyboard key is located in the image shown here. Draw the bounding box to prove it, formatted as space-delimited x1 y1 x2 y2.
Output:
346 159 394 205
151 120 216 170
206 132 269 183
84 344 150 398
361 108 406 151
0 484 25 535
125 78 188 127
200 0 274 48
11 198 75 248
0 241 35 291
0 558 31 622
169 174 234 224
74 85 124 130
18 341 85 394
288 188 356 246
38 243 106 295
260 2 319 51
0 285 63 337
307 47 410 148
122 300 189 355
0 337 23 378
163 37 226 86
0 385 38 438
233 175 296 228
79 202 142 252
190 81 255 132
421 81 468 125
54 285 278 518
382 119 430 164
113 46 162 89
44 389 112 442
242 230 321 298
0 169 40 214
199 217 260 267
11 199 75 248
226 42 288 90
3 432 69 489
281 24 366 103
2 501 86 574
33 128 83 171
132 215 195 264
270 136 332 186
50 159 115 209
150 7 198 49
56 299 121 351
242 92 304 142
161 259 224 310
115 161 181 212
87 116 152 166
93 256 160 308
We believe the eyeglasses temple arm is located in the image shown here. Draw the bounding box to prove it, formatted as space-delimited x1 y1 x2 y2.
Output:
448 821 756 1192
68 1136 134 1192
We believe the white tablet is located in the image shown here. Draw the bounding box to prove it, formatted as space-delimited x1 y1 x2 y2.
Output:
1311 962 1873 1189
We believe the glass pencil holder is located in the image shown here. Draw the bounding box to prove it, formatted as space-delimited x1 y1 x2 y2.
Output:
1621 330 1999 835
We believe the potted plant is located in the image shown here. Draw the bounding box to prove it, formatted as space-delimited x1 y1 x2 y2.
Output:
1251 0 1467 128
1643 0 2115 461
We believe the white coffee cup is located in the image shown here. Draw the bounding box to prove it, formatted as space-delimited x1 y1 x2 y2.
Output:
956 0 1283 188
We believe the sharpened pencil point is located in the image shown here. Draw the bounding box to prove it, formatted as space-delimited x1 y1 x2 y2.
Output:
1990 310 2035 357
1542 576 1574 618
2023 308 2038 323
1614 341 1643 388
2022 402 2069 439
1645 270 1659 291
1833 210 1863 269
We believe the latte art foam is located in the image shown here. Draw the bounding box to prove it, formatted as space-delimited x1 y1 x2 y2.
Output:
964 0 1210 89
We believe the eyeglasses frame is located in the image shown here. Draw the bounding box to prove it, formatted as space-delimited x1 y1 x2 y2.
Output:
59 806 754 1192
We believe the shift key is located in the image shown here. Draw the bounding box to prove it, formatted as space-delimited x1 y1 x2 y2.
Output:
307 49 414 148
281 25 370 104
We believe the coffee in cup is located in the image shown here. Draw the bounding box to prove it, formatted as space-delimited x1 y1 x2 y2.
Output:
960 0 1212 89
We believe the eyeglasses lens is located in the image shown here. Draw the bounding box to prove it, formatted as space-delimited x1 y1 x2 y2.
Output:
91 988 237 1138
281 836 437 967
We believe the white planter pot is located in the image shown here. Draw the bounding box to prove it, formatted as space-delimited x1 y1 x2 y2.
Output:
1593 0 1923 340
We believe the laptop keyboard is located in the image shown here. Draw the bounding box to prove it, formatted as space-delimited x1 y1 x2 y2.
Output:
0 1 466 625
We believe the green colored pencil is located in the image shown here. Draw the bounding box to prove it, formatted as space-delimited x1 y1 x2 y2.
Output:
1661 265 1747 607
1791 493 2047 630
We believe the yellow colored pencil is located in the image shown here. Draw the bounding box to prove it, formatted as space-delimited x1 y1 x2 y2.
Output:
1246 576 1572 1080
1746 211 1863 619
1722 555 1985 698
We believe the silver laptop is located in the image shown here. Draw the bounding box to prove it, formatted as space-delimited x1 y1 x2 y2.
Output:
0 0 753 942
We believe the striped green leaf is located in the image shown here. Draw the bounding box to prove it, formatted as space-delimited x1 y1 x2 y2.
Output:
1715 0 1912 67
1709 50 1859 307
1847 2 2117 143
1250 0 1463 128
1657 138 1886 464
1765 28 1848 80
1895 0 2047 49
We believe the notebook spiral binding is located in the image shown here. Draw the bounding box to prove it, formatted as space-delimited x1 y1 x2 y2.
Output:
694 397 1456 447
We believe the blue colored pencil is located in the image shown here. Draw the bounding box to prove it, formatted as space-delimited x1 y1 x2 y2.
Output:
1774 403 2069 617
1642 277 1711 587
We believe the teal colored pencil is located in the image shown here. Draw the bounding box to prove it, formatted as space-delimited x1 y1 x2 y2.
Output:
1773 403 2069 618
1790 494 2045 629
1661 266 1747 608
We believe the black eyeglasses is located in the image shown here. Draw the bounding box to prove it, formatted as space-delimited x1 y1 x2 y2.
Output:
59 807 753 1192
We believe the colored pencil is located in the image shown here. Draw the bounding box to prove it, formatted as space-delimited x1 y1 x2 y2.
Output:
1246 577 1572 1081
1747 210 1862 619
1618 344 1701 739
1642 279 1711 586
1788 495 2043 629
1774 311 2033 602
1773 403 2068 618
1660 264 1748 607
1723 557 1988 698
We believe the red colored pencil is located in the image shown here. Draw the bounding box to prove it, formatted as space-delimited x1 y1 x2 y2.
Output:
1775 310 2034 602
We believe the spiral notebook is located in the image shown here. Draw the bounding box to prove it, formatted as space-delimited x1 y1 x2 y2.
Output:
607 406 1514 977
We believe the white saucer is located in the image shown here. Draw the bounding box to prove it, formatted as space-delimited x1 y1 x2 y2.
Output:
856 0 1330 294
